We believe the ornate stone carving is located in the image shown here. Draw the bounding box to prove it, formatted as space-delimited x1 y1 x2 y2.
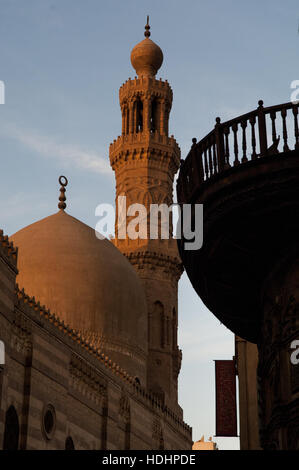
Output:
258 259 299 450
119 392 130 424
69 354 107 405
152 417 164 450
11 312 32 358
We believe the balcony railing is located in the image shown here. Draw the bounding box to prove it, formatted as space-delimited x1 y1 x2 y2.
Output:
177 100 299 202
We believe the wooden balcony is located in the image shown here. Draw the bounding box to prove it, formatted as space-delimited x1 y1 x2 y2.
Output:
176 100 299 342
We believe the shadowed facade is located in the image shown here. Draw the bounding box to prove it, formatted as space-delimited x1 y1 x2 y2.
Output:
177 100 299 450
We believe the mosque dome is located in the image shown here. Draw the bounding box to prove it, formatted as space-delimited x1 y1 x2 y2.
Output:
130 18 163 77
10 179 148 382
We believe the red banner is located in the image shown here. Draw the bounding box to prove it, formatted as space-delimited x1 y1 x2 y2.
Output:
215 360 237 437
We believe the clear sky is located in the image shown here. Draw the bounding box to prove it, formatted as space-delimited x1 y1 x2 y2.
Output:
0 0 298 450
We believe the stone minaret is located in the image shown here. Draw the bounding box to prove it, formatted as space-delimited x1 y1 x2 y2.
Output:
110 20 183 411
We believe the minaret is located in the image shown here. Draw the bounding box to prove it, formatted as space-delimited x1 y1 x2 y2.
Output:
110 19 183 410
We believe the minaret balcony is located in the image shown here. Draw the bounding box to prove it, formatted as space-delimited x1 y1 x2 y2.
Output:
119 77 173 104
109 132 181 170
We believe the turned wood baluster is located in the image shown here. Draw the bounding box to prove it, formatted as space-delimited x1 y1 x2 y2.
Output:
270 110 277 146
198 144 205 183
196 139 205 184
249 115 257 160
241 120 248 163
224 126 230 167
232 122 239 166
203 144 209 180
212 135 217 174
215 117 225 172
208 139 213 177
292 105 299 150
190 137 203 184
281 108 290 152
257 100 268 156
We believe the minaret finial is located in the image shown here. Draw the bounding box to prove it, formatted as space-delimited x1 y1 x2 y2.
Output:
144 15 150 38
58 175 68 211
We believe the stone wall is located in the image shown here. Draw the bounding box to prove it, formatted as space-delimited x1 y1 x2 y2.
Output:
0 231 192 450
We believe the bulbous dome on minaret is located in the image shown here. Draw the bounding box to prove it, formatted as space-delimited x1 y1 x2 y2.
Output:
130 17 163 77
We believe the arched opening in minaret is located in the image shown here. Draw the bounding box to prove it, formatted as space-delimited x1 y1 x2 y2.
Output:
122 102 130 135
126 105 130 134
150 98 159 133
135 97 143 133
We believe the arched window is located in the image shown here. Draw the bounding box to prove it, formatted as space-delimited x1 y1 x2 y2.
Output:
135 98 143 132
150 99 159 132
65 436 75 450
3 405 19 450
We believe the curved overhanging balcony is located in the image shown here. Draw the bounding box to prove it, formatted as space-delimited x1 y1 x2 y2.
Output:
177 100 299 342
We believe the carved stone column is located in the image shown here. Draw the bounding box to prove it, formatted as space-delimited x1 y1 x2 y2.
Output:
128 101 134 134
143 97 150 134
160 99 166 135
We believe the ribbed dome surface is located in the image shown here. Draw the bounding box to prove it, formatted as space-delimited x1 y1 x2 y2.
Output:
11 210 148 381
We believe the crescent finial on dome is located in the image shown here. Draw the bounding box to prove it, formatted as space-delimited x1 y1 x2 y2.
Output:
58 175 68 211
144 15 150 38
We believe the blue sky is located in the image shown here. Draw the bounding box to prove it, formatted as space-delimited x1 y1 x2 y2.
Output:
1 0 298 450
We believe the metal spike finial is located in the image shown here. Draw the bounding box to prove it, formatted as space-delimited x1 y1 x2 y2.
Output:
144 15 150 38
58 175 68 211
